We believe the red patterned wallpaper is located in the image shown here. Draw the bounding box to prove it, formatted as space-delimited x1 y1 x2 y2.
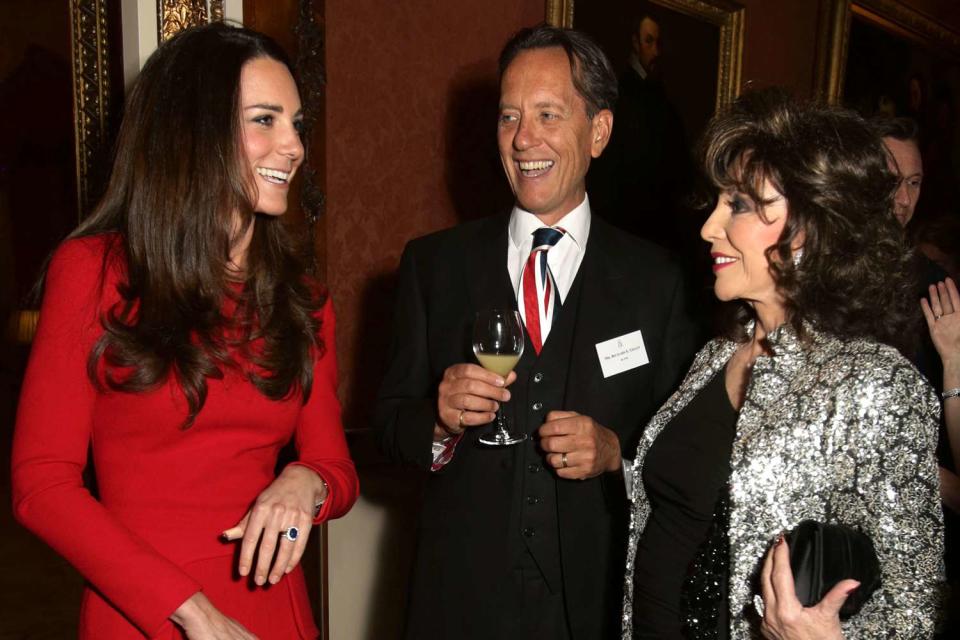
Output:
325 0 544 430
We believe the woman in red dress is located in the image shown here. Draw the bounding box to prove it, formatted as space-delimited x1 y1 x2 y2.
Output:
11 23 358 639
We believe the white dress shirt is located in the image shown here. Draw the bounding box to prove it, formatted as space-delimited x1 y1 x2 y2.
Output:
508 195 591 340
628 53 648 81
433 195 634 492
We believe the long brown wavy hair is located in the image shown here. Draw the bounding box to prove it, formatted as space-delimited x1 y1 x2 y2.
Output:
70 23 323 427
699 88 920 355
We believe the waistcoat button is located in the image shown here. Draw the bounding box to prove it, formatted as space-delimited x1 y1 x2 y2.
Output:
533 372 543 383
532 401 543 411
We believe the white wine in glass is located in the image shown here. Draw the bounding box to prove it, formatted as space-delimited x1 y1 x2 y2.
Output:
475 353 521 377
473 309 526 446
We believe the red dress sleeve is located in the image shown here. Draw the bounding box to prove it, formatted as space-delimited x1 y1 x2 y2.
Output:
286 295 360 522
10 237 201 637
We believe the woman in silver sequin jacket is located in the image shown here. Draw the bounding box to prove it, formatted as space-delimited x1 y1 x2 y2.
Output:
622 89 945 639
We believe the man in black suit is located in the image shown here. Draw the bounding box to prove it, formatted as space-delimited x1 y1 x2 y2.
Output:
377 25 699 639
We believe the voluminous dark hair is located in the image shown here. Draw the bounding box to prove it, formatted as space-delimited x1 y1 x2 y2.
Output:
700 88 920 355
499 24 617 118
70 22 322 427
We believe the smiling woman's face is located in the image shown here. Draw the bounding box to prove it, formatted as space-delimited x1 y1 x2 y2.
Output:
239 56 304 216
700 178 789 310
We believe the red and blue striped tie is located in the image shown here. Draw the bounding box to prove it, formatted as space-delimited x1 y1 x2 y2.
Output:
522 227 565 354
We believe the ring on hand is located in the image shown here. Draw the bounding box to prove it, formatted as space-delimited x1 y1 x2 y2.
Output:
936 313 944 320
561 452 568 469
753 594 765 619
457 410 466 430
281 526 299 542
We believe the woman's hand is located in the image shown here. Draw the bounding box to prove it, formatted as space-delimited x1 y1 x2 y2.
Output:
921 278 960 468
171 592 258 639
758 534 858 640
221 465 328 586
921 278 960 370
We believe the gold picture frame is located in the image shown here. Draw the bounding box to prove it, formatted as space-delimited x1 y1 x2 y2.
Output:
69 0 113 217
545 0 744 109
158 0 209 43
70 0 225 218
546 0 574 28
157 0 224 43
815 0 960 104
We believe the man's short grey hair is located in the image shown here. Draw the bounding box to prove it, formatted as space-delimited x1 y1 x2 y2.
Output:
498 24 618 118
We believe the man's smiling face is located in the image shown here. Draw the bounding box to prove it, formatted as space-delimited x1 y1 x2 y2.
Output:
497 47 610 225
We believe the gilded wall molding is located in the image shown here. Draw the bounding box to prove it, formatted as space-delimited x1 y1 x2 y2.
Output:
815 0 960 104
158 0 208 43
296 0 326 225
549 0 744 109
69 0 112 217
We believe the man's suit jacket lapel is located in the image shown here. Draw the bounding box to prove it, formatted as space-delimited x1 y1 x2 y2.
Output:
461 214 517 316
565 218 636 413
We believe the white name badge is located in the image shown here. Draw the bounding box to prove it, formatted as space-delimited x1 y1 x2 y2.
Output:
595 329 649 378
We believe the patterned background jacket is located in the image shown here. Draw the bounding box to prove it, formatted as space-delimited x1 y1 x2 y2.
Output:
622 322 945 639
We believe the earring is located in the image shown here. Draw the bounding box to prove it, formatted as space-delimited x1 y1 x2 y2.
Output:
792 248 804 267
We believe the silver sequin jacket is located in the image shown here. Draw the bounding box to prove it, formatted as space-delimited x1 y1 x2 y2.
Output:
622 322 945 639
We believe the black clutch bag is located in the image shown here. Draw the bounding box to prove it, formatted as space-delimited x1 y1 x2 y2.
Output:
785 520 882 619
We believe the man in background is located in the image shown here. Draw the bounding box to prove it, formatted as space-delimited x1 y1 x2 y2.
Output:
877 117 924 227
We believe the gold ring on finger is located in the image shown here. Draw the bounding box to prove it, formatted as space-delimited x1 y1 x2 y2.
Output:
561 452 568 468
458 410 465 429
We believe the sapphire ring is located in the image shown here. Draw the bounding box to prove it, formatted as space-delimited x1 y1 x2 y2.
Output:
281 526 300 542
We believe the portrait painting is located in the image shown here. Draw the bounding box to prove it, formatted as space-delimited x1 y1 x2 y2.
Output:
546 0 742 264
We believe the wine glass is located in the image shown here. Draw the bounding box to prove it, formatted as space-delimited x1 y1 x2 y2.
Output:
472 309 526 446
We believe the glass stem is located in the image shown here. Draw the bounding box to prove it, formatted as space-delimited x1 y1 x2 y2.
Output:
495 405 507 435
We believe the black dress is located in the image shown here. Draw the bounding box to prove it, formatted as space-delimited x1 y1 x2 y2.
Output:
632 369 738 639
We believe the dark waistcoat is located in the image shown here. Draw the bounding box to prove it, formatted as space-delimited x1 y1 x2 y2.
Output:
506 267 586 592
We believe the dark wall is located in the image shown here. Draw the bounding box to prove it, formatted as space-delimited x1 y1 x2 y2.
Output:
739 0 823 97
0 1 76 311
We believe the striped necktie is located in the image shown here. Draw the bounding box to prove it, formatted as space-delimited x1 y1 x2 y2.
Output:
522 227 565 354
